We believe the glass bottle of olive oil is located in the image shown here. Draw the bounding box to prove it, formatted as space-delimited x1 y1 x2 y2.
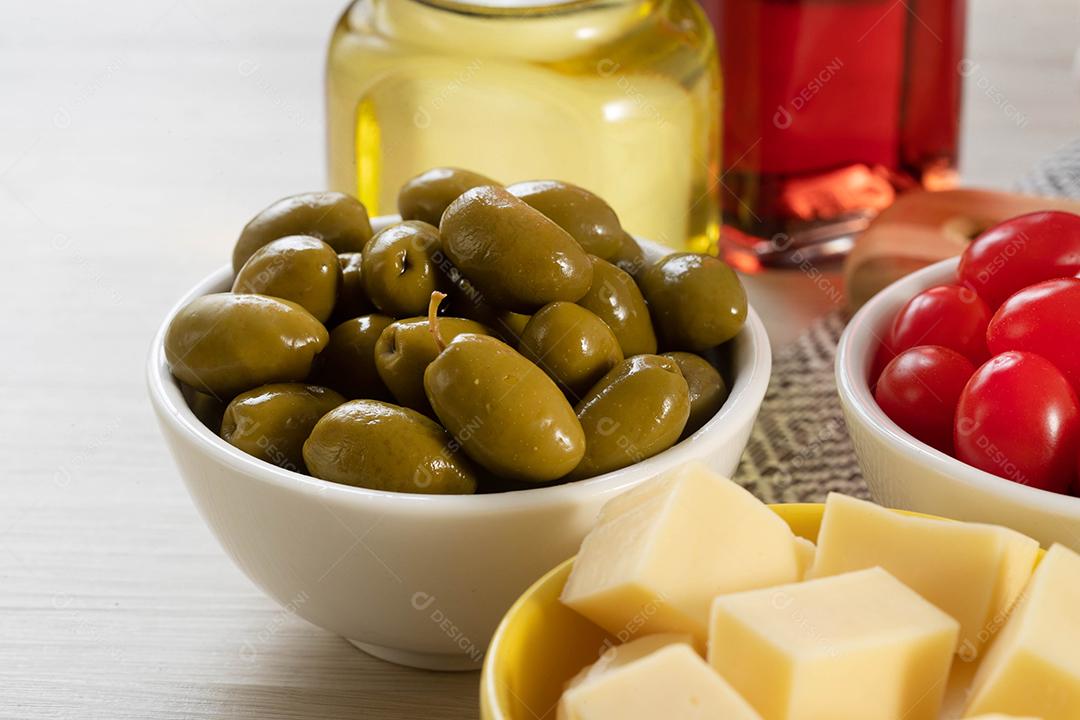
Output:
326 0 719 251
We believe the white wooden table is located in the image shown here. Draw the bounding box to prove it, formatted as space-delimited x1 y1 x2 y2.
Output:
0 1 1076 717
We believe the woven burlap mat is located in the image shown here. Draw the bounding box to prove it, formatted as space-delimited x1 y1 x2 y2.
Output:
733 139 1080 501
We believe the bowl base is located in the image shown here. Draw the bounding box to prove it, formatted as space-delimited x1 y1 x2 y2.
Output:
347 639 482 672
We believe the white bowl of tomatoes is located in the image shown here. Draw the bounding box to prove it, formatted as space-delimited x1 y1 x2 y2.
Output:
837 210 1080 551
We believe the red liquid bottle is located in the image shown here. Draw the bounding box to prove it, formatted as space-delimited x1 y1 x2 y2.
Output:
702 0 965 270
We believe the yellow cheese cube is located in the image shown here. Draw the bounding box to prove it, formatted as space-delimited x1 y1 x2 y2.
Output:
560 644 762 720
809 493 1038 658
558 634 692 720
561 462 801 643
709 567 959 720
964 544 1080 719
566 633 693 689
966 715 1042 719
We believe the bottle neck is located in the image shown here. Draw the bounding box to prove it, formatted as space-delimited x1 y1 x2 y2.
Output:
412 0 600 16
367 0 654 62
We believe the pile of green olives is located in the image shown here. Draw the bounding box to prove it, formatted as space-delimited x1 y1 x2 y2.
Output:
165 170 748 495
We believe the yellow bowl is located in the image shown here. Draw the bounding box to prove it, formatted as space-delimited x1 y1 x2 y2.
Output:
480 503 828 720
479 502 1044 720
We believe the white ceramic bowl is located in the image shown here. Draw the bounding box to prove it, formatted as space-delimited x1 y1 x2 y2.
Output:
147 228 772 671
837 256 1080 551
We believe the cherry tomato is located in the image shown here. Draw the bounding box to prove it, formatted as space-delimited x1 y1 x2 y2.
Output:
958 210 1080 309
954 351 1079 493
987 277 1080 394
874 285 991 382
875 345 975 453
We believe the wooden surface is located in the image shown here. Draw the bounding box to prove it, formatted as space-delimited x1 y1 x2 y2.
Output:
0 1 1076 717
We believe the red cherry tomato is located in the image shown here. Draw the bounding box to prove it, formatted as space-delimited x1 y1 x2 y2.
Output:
958 210 1080 309
875 346 975 453
874 285 991 382
954 351 1080 493
987 277 1080 394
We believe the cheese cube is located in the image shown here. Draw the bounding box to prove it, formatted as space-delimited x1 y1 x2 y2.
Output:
561 462 801 643
966 716 1042 719
709 567 959 720
560 644 762 720
964 543 1080 719
566 633 693 689
809 493 1038 658
558 634 692 720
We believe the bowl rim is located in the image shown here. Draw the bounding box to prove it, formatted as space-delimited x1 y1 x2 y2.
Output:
836 255 1080 514
147 232 772 515
481 553 577 720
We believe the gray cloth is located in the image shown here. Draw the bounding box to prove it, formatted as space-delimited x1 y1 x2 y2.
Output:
734 142 1080 501
1018 139 1080 197
734 311 867 502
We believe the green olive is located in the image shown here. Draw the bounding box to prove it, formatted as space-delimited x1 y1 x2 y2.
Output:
496 310 531 344
609 231 648 279
577 256 657 356
507 180 623 259
360 221 443 317
304 400 478 494
374 316 491 414
440 186 593 312
232 236 341 323
424 333 585 482
165 293 328 398
233 192 372 272
640 253 748 352
569 354 690 480
662 352 728 438
220 383 345 473
312 315 395 399
518 302 623 399
398 167 500 227
181 383 226 434
332 252 375 322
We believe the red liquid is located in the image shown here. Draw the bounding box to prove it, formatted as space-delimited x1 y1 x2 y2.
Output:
704 0 965 267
